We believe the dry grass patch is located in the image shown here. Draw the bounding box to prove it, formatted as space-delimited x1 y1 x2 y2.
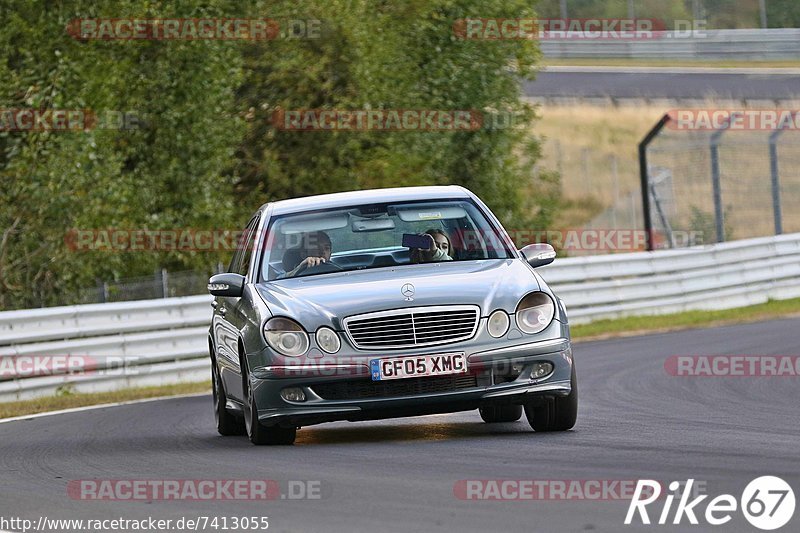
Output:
0 381 210 419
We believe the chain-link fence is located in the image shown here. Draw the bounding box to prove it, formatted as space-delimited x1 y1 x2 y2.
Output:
642 112 800 249
69 267 222 306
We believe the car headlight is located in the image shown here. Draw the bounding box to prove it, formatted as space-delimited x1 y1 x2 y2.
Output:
515 292 555 335
315 327 341 354
263 317 309 357
487 310 510 338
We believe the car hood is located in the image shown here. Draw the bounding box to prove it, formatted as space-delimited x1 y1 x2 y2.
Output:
256 259 541 331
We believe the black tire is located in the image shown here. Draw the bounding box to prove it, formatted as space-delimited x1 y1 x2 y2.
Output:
212 359 245 436
242 356 297 445
524 364 578 432
479 404 523 423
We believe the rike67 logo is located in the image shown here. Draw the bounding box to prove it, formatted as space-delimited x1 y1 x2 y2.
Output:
626 477 795 530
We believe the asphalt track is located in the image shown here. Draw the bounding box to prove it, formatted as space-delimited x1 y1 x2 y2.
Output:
1 318 798 533
524 67 800 100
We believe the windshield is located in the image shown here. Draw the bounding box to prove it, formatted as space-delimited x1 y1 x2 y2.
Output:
260 199 513 281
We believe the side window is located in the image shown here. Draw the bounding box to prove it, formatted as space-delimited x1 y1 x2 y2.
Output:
228 215 260 277
238 216 261 276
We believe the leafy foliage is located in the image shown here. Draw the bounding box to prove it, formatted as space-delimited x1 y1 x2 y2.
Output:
1 0 555 309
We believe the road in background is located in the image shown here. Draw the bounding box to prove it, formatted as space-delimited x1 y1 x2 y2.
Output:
524 66 800 100
1 319 798 532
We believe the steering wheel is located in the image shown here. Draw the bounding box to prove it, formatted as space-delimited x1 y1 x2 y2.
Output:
295 260 343 275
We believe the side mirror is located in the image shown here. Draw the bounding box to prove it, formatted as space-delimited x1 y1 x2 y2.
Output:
207 273 245 297
520 243 556 269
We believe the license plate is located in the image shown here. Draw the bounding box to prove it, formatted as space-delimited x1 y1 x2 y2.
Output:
370 353 467 381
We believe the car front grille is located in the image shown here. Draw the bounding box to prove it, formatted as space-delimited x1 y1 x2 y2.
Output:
344 305 480 349
310 374 479 401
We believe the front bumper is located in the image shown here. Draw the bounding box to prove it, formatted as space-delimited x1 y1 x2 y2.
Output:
249 337 574 428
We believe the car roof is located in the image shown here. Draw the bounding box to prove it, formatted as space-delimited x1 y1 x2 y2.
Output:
261 185 476 216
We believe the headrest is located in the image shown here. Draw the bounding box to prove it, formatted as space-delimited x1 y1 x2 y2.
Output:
282 246 306 272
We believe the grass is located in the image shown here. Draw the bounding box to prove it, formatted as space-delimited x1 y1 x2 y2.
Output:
531 102 800 236
532 104 666 229
2 298 799 419
542 58 800 69
0 381 209 420
571 297 800 340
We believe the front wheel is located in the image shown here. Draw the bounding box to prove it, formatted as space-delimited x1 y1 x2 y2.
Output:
242 359 297 445
524 364 578 432
212 359 245 436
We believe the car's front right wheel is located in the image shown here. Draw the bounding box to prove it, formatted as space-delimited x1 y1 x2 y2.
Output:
524 363 578 432
212 359 245 436
242 357 296 445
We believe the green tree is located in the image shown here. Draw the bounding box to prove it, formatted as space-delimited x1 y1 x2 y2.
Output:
235 0 553 228
0 0 243 309
1 0 557 309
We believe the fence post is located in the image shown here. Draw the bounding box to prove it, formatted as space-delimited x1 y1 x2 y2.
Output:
707 111 744 243
709 137 725 243
769 129 784 235
638 113 671 251
611 155 619 229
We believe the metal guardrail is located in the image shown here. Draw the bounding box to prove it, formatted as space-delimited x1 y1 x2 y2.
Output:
1 233 799 401
541 29 800 60
0 295 212 401
540 233 800 320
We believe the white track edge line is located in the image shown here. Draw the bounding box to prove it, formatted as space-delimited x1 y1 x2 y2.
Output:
0 391 209 425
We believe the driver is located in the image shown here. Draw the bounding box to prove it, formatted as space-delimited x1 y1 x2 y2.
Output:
282 231 333 278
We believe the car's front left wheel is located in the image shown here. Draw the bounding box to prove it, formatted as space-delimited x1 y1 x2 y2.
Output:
524 363 578 432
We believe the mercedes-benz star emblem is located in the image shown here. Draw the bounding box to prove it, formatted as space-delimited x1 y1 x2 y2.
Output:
401 283 415 301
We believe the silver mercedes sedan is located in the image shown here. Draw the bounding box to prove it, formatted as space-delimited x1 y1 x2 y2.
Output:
207 186 577 445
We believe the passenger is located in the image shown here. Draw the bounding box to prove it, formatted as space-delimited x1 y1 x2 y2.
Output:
282 231 332 277
411 229 453 263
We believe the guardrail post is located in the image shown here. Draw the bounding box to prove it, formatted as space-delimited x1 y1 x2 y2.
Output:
161 268 169 298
